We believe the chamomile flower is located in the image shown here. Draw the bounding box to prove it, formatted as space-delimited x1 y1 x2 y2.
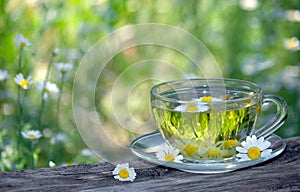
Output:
112 163 136 182
0 69 9 81
239 0 259 11
21 130 42 140
174 100 209 112
14 34 31 49
50 133 68 144
54 62 73 73
283 37 300 51
53 48 60 56
286 10 300 23
236 135 272 161
14 73 33 89
36 81 59 100
156 144 183 163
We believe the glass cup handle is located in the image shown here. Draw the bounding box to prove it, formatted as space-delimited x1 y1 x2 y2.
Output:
254 94 288 138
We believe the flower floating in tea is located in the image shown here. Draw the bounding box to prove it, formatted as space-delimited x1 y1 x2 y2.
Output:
236 135 272 161
156 144 183 163
112 163 136 182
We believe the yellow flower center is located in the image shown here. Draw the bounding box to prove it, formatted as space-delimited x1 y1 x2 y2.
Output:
184 144 198 156
286 38 299 49
119 169 130 179
44 88 50 94
164 153 175 162
223 140 237 148
207 150 221 156
223 95 231 100
27 133 36 139
66 162 74 166
20 79 28 88
245 98 252 104
247 147 261 160
255 106 261 114
20 41 26 47
186 105 198 112
201 96 212 102
61 67 65 72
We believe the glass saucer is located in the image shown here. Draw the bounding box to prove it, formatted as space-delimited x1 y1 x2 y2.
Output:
130 131 286 174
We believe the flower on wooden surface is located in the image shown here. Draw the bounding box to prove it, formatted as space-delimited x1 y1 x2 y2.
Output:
0 69 9 81
36 81 59 100
14 34 31 49
21 130 42 140
14 73 33 90
112 163 136 182
156 144 183 163
236 135 272 161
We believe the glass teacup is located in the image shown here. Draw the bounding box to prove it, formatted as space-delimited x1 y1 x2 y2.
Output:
150 78 288 160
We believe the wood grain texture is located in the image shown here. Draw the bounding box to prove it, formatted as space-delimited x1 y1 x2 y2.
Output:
0 137 299 192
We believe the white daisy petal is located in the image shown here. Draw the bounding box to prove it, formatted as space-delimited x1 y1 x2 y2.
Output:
236 153 251 161
261 149 272 158
236 146 248 153
259 140 271 151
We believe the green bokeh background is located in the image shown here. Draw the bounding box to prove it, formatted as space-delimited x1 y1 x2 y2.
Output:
0 0 299 170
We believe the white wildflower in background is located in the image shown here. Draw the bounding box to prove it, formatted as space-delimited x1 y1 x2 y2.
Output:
36 81 59 100
112 163 136 182
0 69 9 81
14 73 33 90
21 130 42 140
80 148 98 157
54 62 73 73
14 34 31 49
156 144 183 163
50 133 68 144
236 135 272 161
49 161 56 168
283 37 300 51
239 0 259 11
286 10 300 22
53 48 60 55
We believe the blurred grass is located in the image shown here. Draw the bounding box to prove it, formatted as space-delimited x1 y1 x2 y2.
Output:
0 0 299 170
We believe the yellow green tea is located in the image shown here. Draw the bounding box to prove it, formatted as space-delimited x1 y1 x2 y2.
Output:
152 95 260 160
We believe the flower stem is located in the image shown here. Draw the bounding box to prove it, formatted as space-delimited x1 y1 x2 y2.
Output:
18 47 23 73
37 52 55 130
31 141 35 169
56 72 65 133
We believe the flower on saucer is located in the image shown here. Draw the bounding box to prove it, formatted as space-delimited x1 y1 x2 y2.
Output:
36 81 59 100
0 69 9 81
236 135 272 161
156 144 183 163
14 73 33 90
14 34 31 49
21 130 42 140
112 163 136 182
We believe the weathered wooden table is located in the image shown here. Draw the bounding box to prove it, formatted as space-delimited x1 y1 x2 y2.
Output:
0 137 299 192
